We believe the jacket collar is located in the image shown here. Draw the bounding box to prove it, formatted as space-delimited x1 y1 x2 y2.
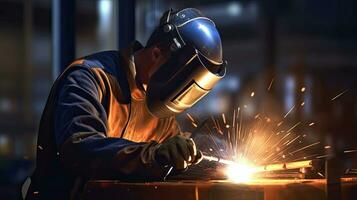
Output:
120 41 146 101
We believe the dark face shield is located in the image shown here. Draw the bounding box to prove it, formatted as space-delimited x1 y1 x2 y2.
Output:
146 45 226 118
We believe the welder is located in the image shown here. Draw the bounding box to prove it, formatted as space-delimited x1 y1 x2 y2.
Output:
24 8 226 200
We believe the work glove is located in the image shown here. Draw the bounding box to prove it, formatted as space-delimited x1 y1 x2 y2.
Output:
154 135 203 171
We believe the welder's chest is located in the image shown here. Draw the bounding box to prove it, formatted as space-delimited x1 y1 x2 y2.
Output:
106 96 176 143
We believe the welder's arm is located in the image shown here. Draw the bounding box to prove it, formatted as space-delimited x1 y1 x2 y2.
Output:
54 68 167 180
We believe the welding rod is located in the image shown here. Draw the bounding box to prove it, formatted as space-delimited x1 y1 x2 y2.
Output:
164 154 236 179
202 154 236 165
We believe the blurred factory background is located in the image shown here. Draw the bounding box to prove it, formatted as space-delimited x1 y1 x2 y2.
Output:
0 0 356 199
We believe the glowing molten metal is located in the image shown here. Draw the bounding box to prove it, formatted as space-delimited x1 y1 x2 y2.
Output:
225 161 257 183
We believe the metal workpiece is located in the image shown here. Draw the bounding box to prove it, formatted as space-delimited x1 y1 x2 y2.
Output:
202 155 322 173
82 178 357 200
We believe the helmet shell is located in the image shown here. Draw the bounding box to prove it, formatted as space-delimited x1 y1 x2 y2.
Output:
170 8 223 64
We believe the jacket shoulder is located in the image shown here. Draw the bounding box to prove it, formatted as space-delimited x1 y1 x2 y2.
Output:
67 50 131 104
81 50 120 75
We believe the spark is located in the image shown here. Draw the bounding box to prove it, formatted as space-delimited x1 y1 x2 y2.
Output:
232 109 236 128
211 116 223 135
186 113 196 123
277 121 283 127
324 145 331 149
222 113 227 124
316 154 331 159
344 149 357 153
318 172 324 177
301 102 305 106
309 122 315 126
238 107 243 140
268 78 274 91
286 122 301 133
283 105 295 118
250 92 255 97
290 142 320 155
286 135 301 146
301 87 306 92
291 153 320 161
263 152 275 161
283 140 290 145
331 89 348 101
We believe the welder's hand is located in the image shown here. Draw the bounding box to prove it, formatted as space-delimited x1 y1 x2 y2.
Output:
155 135 203 171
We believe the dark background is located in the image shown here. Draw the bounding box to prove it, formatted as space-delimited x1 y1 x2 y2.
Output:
0 0 356 199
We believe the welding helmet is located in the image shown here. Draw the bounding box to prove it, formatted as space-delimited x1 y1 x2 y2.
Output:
146 8 227 118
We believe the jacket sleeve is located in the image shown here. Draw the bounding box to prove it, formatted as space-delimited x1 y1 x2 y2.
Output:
54 68 168 180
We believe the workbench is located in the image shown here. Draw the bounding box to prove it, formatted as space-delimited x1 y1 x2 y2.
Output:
82 178 357 200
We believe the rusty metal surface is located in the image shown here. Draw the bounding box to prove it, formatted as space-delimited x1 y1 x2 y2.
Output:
81 178 357 200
